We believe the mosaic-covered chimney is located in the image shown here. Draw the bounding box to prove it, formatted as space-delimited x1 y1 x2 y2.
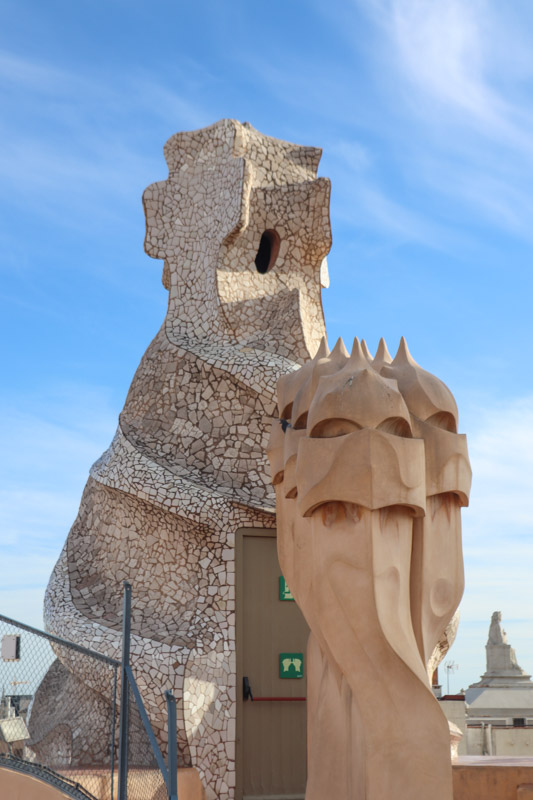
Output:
36 120 332 800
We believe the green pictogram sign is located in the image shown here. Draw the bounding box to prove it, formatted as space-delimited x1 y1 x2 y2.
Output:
279 576 294 601
280 653 304 679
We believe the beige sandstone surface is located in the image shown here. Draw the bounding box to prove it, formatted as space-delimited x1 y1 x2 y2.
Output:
268 335 471 799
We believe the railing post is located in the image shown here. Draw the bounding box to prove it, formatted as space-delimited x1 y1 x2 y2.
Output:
166 690 178 800
117 581 132 800
110 664 118 800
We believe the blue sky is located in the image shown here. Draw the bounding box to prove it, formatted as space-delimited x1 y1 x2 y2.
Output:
2 0 533 693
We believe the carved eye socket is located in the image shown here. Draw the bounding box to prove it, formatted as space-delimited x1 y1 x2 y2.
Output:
280 402 293 421
425 411 457 433
255 229 280 274
310 418 361 438
376 417 412 438
293 411 308 431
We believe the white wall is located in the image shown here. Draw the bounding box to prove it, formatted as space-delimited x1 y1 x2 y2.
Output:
439 699 468 755
466 724 533 756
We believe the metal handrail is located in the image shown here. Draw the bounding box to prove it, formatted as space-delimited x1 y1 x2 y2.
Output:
125 665 169 783
1 588 177 800
0 754 98 800
0 613 120 667
252 697 306 702
117 582 178 800
166 691 178 800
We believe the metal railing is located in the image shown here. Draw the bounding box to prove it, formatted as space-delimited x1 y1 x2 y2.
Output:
117 582 177 800
0 582 178 800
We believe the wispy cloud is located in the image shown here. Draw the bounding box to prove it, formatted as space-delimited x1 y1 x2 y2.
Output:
349 0 533 240
466 395 533 533
326 138 461 249
376 1 499 120
449 393 533 690
134 77 210 131
334 172 450 244
232 4 533 248
0 48 209 228
0 50 81 92
0 382 117 624
0 588 49 631
362 0 530 138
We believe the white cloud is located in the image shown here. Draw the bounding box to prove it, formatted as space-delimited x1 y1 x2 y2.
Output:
0 48 209 229
329 140 373 174
349 0 533 240
0 50 84 93
363 0 523 136
339 179 442 242
134 77 210 131
327 138 459 249
389 0 498 120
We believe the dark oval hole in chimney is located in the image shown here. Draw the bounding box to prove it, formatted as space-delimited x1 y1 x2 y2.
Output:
255 229 280 274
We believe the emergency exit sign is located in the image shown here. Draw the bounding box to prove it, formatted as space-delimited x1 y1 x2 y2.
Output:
280 653 304 679
279 576 294 601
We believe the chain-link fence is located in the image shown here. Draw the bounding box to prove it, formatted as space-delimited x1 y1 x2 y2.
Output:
0 613 119 800
0 615 120 800
120 677 168 800
116 582 176 800
0 585 178 800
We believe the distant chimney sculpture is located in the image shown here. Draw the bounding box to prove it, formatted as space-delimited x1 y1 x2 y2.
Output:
470 611 532 687
268 337 472 799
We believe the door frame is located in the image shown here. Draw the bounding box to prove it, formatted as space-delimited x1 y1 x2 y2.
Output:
235 526 277 800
